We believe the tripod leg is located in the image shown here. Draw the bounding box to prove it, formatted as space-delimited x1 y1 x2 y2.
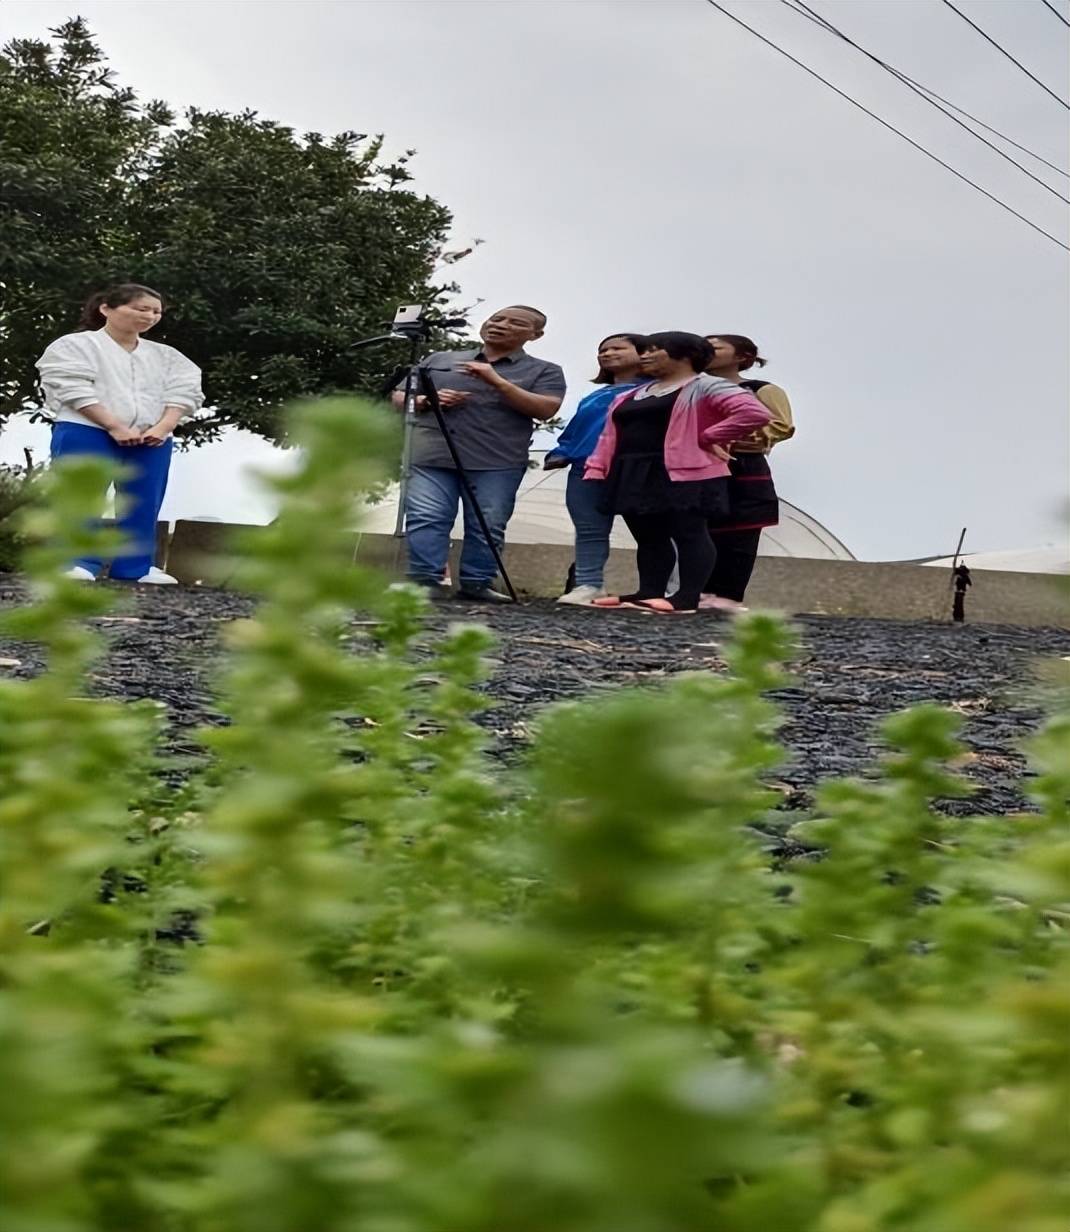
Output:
393 338 422 538
457 469 525 591
416 368 520 602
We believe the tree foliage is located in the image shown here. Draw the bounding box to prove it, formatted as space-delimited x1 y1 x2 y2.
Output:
0 395 1067 1231
0 18 455 445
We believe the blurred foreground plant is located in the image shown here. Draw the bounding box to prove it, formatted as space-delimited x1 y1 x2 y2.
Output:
0 460 40 573
0 397 1066 1232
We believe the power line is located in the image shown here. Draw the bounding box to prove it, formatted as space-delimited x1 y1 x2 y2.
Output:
895 81 1069 180
781 0 1069 202
940 0 1070 110
1040 0 1070 30
701 0 1070 251
787 0 1069 177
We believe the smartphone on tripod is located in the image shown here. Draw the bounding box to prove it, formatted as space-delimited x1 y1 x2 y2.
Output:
393 305 425 331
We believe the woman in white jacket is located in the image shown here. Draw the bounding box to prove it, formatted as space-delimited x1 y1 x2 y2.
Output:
36 283 204 583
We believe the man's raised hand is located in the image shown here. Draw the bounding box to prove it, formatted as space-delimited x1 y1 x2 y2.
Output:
437 389 472 408
458 361 504 388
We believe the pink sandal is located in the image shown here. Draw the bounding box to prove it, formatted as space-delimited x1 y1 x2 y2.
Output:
592 595 656 612
698 595 749 614
632 598 696 615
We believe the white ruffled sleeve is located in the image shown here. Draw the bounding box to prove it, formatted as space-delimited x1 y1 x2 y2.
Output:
35 335 100 412
162 347 204 418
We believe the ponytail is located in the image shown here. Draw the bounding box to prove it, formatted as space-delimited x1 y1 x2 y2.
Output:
78 292 109 331
707 333 768 371
78 283 164 331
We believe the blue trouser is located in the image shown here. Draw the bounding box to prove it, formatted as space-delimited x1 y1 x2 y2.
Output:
566 463 613 588
50 422 172 579
404 464 526 589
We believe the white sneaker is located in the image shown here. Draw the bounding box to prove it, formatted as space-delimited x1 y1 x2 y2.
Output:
136 567 179 585
62 566 97 582
557 585 607 606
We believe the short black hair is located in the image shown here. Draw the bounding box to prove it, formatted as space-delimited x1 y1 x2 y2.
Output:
592 332 651 384
502 304 547 331
642 331 714 373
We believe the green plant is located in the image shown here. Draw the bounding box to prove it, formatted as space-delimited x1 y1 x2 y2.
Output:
1 18 457 446
0 456 171 1231
0 460 40 572
0 396 1066 1231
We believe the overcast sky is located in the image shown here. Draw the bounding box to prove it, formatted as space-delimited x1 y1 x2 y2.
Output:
3 0 1068 559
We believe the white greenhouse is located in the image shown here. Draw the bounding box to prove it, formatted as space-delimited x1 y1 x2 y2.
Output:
359 452 855 561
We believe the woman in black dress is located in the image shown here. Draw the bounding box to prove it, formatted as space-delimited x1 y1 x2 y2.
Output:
584 332 770 613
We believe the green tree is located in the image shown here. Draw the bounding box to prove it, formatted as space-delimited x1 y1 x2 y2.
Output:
0 18 456 446
129 110 453 444
0 18 172 420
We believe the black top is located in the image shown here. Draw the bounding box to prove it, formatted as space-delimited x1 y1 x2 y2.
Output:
612 391 678 456
599 389 729 518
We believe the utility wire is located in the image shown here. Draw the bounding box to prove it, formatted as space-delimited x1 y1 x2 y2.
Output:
782 0 1069 202
788 0 1068 176
941 0 1070 110
1040 0 1070 30
701 0 1070 251
885 80 1069 179
914 105 1068 180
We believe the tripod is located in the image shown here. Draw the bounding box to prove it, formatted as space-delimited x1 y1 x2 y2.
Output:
351 315 519 602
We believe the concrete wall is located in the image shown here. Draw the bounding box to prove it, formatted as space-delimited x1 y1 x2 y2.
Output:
163 522 1069 629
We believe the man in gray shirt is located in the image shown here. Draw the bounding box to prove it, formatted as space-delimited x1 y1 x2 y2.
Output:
395 305 566 601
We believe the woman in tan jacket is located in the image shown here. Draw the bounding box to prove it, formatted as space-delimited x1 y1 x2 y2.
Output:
699 334 795 612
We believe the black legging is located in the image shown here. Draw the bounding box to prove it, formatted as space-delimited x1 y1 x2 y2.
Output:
705 528 762 602
623 511 716 610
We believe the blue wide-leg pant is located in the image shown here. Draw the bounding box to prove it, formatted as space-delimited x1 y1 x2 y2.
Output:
50 422 172 579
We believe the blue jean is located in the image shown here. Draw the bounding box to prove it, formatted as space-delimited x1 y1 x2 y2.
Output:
566 463 613 588
404 465 526 589
50 422 172 579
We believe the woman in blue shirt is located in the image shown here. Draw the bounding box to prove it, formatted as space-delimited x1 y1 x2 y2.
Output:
545 333 648 604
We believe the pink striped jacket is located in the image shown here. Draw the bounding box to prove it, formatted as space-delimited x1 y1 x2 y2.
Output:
584 375 771 483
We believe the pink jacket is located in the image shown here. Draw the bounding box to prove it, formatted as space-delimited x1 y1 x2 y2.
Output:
584 374 771 483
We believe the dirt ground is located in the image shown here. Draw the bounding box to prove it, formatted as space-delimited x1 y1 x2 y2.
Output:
2 579 1066 825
